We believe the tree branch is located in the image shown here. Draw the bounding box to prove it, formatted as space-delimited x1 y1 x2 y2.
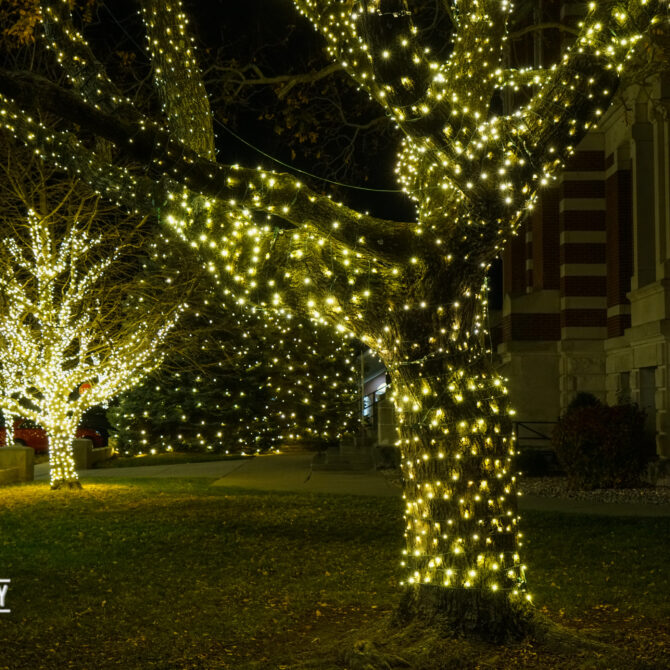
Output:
40 0 130 115
140 0 216 159
507 21 580 41
495 67 551 89
508 0 663 183
205 61 344 100
0 67 414 259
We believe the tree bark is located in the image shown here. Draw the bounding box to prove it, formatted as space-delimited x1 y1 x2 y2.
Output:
45 422 81 490
380 274 532 640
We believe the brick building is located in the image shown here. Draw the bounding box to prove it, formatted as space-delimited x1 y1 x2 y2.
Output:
495 75 670 459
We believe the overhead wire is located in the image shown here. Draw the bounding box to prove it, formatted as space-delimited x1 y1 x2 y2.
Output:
102 2 407 195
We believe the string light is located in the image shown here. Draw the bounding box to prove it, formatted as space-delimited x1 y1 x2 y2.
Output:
0 179 182 489
111 279 361 454
0 0 664 626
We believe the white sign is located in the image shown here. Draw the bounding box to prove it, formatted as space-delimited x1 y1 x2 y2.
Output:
0 579 10 613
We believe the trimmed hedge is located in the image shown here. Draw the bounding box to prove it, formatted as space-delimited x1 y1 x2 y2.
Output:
552 402 654 490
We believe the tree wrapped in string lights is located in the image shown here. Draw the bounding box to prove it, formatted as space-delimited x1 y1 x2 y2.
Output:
111 300 361 455
103 229 361 455
0 0 666 637
0 153 184 489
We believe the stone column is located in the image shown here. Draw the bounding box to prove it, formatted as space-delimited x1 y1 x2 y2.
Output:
630 120 656 289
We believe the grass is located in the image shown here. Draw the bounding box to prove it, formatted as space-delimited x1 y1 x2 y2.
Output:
93 451 250 469
0 478 669 669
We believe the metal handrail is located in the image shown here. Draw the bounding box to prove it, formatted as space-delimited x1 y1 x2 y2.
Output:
514 420 557 445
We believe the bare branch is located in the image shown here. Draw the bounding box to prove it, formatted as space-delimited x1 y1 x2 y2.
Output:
507 21 580 40
205 61 344 100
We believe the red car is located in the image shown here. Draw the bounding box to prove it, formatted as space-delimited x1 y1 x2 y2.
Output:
0 418 104 454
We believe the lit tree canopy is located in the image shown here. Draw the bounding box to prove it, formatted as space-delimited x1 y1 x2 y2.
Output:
110 280 361 455
0 0 666 638
105 224 361 455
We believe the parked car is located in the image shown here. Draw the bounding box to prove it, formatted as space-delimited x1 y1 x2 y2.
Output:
0 418 105 454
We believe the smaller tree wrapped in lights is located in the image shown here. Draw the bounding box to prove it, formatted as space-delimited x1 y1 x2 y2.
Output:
0 156 184 489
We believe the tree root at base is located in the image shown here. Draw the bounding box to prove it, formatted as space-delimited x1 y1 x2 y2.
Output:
50 480 83 490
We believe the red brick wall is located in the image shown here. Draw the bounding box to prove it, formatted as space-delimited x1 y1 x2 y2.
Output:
565 150 605 171
561 275 607 296
561 309 607 328
503 224 527 295
502 313 560 341
501 149 633 347
558 149 607 333
560 210 606 231
532 187 560 290
561 243 607 264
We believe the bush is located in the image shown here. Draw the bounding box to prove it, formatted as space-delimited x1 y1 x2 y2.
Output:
552 402 654 489
565 391 602 413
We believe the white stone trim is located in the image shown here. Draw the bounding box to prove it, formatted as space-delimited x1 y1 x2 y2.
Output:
561 326 608 339
561 297 607 310
560 264 607 277
607 305 631 317
559 230 607 244
560 170 606 181
559 198 606 211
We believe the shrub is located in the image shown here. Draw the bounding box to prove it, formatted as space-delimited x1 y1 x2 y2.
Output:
565 391 601 413
552 403 654 489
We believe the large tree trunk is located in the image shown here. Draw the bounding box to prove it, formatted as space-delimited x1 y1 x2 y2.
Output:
45 421 81 490
380 278 533 641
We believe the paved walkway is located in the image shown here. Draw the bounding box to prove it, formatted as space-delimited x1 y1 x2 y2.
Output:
35 457 262 482
34 452 670 516
35 453 398 496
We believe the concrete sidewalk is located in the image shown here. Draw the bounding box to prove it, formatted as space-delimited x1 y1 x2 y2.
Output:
34 452 670 515
34 456 253 481
211 453 399 496
518 493 670 517
35 453 399 496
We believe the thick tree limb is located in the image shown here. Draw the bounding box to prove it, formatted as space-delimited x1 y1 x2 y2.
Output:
510 0 664 170
40 0 130 115
0 67 413 258
140 0 216 159
0 78 415 331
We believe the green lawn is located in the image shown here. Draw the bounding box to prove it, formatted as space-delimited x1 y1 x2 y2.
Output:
0 479 668 669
